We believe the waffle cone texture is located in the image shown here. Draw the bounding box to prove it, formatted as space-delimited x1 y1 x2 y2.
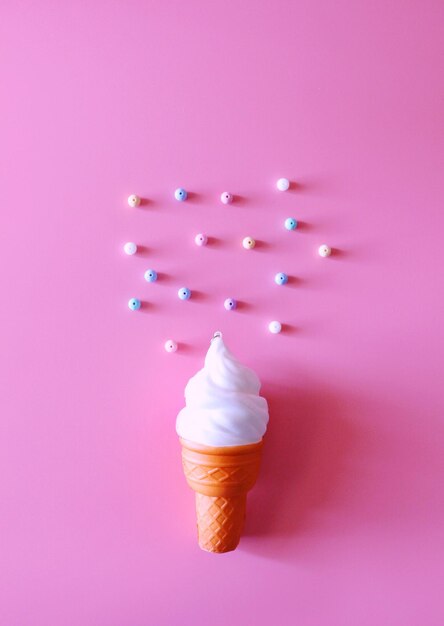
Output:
180 437 263 553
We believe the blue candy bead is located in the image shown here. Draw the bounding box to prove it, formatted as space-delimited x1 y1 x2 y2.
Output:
174 188 187 201
178 287 191 300
285 217 297 230
275 272 288 285
128 298 141 310
144 269 157 282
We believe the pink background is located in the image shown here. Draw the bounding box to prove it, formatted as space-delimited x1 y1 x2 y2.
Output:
1 1 443 624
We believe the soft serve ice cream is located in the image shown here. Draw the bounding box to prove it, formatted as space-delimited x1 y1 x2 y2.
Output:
176 332 269 447
178 332 269 552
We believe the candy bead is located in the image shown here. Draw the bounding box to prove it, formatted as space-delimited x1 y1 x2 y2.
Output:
224 298 237 311
128 298 141 311
178 287 191 300
127 194 141 207
123 242 137 255
275 272 288 285
174 188 187 201
285 217 297 230
144 269 157 282
165 340 178 353
269 321 282 334
220 192 233 204
195 233 208 246
276 178 290 191
242 237 256 250
318 244 331 257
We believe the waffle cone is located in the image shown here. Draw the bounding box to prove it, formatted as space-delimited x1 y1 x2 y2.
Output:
180 437 263 553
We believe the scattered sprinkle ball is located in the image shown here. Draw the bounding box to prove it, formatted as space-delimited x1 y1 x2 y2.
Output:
178 287 191 300
220 192 233 204
224 298 237 310
276 178 290 191
268 321 282 334
128 298 141 311
318 244 331 257
242 237 256 250
195 233 208 246
127 194 141 207
165 339 178 353
285 217 297 230
174 188 187 201
123 242 137 255
144 269 157 282
275 272 288 285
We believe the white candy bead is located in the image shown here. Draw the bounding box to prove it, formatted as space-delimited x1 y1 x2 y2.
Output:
269 321 282 334
276 178 290 191
127 194 141 207
318 244 331 257
164 340 178 353
123 242 137 255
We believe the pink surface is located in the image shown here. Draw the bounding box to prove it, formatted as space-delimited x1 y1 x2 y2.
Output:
1 1 443 624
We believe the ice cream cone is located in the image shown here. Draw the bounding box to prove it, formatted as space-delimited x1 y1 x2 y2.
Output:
180 437 263 553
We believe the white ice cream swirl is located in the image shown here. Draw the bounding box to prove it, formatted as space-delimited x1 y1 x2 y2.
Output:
176 332 269 447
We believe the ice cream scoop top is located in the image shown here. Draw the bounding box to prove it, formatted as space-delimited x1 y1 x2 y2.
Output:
176 332 269 447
